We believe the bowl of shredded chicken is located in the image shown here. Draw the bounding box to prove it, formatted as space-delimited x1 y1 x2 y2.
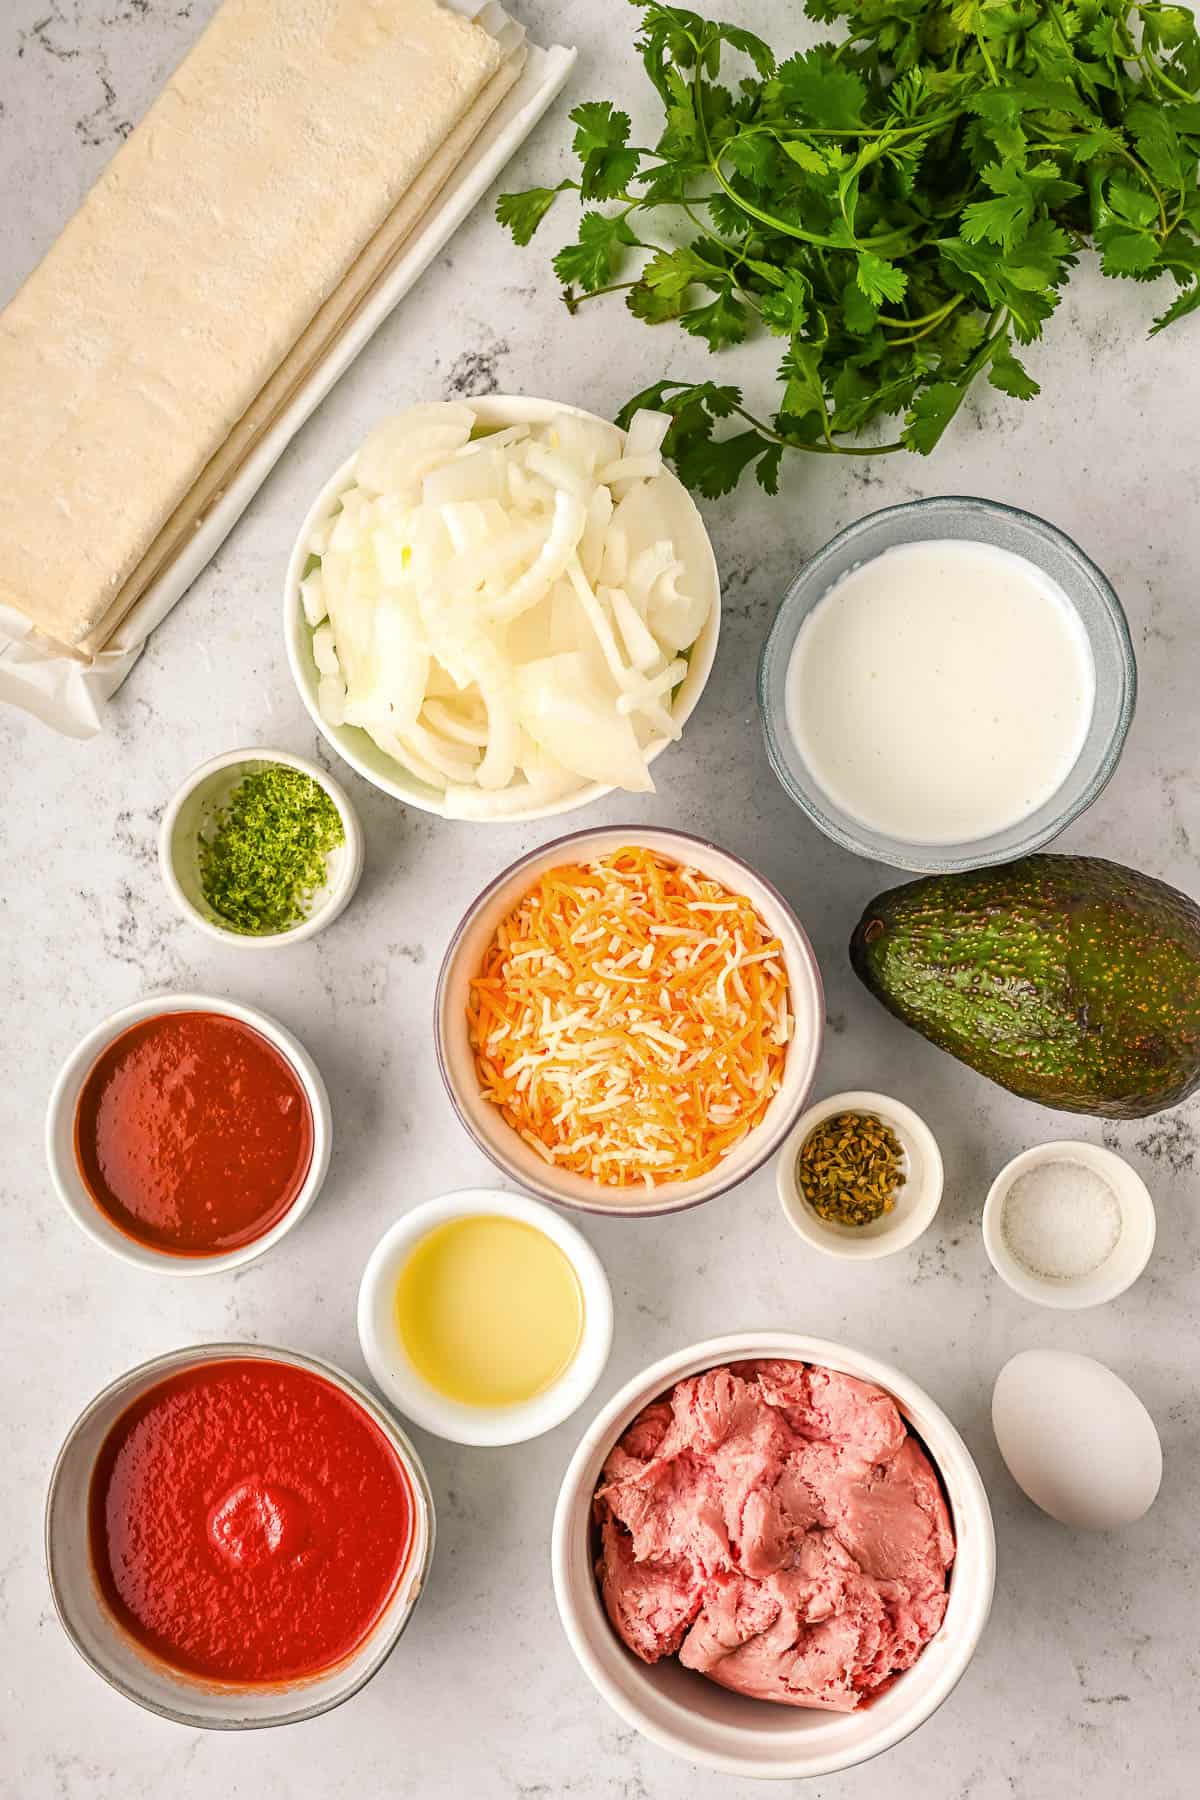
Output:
284 396 720 822
435 828 824 1215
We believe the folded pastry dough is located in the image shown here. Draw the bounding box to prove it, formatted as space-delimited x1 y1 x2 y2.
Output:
0 0 515 655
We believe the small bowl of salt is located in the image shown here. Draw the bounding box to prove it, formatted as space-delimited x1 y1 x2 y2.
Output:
982 1141 1155 1310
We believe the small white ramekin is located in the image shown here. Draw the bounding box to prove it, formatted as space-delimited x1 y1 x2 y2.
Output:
45 1342 434 1728
552 1332 995 1781
282 393 721 822
982 1140 1155 1309
159 746 364 947
357 1188 613 1446
777 1090 944 1260
434 825 824 1217
45 993 332 1275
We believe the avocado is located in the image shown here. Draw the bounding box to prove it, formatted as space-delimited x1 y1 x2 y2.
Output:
849 855 1200 1118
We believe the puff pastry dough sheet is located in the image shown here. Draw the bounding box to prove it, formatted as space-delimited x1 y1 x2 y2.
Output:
0 0 505 651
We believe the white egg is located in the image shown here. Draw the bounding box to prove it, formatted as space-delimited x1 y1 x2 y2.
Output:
992 1349 1162 1531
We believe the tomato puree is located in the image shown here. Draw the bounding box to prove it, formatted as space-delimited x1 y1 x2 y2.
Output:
74 1010 313 1256
89 1358 415 1684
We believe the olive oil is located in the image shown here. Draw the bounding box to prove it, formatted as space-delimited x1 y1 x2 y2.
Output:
395 1215 584 1407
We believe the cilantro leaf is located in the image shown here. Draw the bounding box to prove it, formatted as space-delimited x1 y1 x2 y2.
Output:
988 336 1040 399
718 23 776 78
641 243 722 300
1152 279 1200 333
570 101 642 199
1098 229 1163 275
758 268 812 334
769 49 867 128
552 211 640 291
675 428 770 497
627 282 690 322
496 183 573 247
779 138 828 174
903 381 965 454
962 162 1082 251
1125 100 1190 191
680 287 750 348
856 251 908 305
755 440 784 494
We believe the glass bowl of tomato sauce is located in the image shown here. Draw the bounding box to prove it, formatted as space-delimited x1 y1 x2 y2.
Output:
46 1343 435 1727
45 993 332 1274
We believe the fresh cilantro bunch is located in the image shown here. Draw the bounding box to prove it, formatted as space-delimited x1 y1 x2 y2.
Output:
498 0 1200 496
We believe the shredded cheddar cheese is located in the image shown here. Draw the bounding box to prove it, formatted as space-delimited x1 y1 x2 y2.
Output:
468 847 793 1187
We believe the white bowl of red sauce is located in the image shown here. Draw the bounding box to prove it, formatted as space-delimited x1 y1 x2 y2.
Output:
46 1343 434 1726
46 994 332 1273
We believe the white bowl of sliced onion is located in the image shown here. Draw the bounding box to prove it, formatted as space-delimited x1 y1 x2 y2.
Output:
283 395 721 821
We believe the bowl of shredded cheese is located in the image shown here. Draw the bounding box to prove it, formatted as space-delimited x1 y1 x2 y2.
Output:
435 828 824 1215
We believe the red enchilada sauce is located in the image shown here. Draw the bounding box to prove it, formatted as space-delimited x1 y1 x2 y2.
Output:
88 1359 415 1684
74 1011 313 1255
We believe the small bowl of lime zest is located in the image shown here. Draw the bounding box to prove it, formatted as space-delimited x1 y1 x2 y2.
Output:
159 747 364 947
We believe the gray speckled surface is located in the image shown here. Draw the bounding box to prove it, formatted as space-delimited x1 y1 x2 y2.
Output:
2 2 1197 1795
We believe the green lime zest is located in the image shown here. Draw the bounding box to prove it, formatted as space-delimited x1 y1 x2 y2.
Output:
198 763 345 936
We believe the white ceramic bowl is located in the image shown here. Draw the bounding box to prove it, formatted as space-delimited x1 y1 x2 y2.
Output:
435 825 824 1216
45 1342 434 1728
552 1332 995 1780
777 1090 944 1260
283 393 721 821
357 1188 613 1446
982 1140 1156 1309
159 747 364 947
45 993 332 1275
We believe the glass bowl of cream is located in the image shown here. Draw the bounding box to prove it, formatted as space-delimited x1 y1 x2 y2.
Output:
757 497 1136 871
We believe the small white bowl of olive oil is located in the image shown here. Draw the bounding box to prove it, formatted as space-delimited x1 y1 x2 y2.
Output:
357 1189 613 1446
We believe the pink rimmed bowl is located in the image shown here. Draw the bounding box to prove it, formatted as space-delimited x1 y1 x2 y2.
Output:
434 825 823 1215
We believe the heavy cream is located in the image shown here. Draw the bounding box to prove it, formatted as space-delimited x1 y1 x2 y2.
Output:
784 538 1096 845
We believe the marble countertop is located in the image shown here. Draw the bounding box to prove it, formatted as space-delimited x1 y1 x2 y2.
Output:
2 2 1197 1796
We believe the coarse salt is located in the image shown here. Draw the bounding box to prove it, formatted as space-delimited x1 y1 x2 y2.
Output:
1001 1161 1123 1280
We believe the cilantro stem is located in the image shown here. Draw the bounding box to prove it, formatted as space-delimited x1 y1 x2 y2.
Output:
694 56 883 251
1139 50 1196 103
882 293 967 343
878 295 962 329
566 280 642 308
720 395 903 456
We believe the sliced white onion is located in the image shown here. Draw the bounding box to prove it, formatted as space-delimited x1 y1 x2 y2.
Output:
355 402 475 498
400 718 480 784
421 696 489 746
300 572 327 627
622 408 671 460
486 489 587 623
312 624 340 676
596 455 664 491
608 586 662 673
578 485 614 585
515 652 653 793
524 442 594 504
422 448 505 509
318 673 347 727
310 406 708 813
647 563 708 655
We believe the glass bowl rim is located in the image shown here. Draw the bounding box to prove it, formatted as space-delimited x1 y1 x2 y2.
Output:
757 494 1137 873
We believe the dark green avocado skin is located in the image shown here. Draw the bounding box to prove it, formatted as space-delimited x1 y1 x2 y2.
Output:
849 856 1200 1118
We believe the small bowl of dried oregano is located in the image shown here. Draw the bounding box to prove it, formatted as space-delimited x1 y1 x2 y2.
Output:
776 1090 943 1261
